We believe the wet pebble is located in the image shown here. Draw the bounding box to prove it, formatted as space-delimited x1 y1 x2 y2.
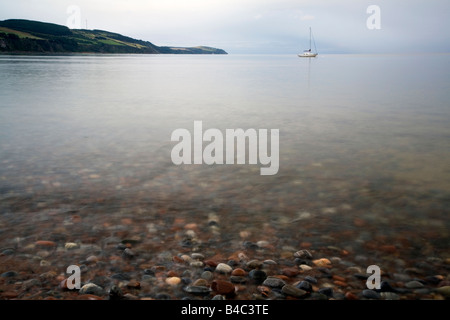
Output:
1 249 14 255
304 276 318 284
231 268 247 276
362 289 381 299
313 258 331 267
112 273 131 281
201 271 213 281
299 264 312 271
183 285 212 295
344 292 359 300
281 284 307 298
65 242 79 250
193 279 208 287
380 292 400 300
35 240 56 247
79 283 105 296
191 253 204 260
166 277 182 286
246 260 263 269
249 270 267 283
318 287 333 297
1 271 18 278
435 286 450 298
215 263 232 274
282 267 299 277
309 292 329 300
294 250 313 259
296 280 313 292
127 280 141 289
405 280 424 289
211 280 235 296
86 255 99 264
262 276 286 288
109 285 123 300
189 261 204 267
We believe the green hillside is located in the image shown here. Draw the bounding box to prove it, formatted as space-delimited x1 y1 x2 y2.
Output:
0 19 227 54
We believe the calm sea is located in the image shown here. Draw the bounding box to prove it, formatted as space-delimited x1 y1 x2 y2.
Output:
0 53 449 249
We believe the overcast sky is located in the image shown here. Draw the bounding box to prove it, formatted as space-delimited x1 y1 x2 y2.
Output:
1 0 449 54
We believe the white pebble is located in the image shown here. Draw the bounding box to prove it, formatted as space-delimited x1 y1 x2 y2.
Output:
215 263 232 274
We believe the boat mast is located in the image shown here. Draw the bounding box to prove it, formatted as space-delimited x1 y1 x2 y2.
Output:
309 27 312 51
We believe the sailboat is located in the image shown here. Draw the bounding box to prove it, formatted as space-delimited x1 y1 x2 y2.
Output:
298 27 318 58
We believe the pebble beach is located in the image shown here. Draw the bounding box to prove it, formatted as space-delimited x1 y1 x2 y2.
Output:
0 162 449 301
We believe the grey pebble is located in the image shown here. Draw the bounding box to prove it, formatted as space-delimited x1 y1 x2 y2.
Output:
201 271 213 281
362 289 381 299
191 253 204 260
309 292 329 300
304 276 318 284
405 280 424 289
111 273 131 281
189 261 204 267
183 285 212 295
249 269 267 283
1 249 15 255
296 281 313 292
282 284 307 298
1 271 18 278
246 259 263 269
380 292 400 300
262 276 286 288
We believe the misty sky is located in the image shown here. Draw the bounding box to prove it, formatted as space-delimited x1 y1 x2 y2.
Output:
1 0 449 54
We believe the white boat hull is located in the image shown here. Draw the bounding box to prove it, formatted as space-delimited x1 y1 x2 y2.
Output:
298 52 318 58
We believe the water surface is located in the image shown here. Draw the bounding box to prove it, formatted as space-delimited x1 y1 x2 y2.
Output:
0 53 449 252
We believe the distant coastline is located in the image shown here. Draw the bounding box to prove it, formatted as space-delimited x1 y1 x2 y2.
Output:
0 19 227 55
